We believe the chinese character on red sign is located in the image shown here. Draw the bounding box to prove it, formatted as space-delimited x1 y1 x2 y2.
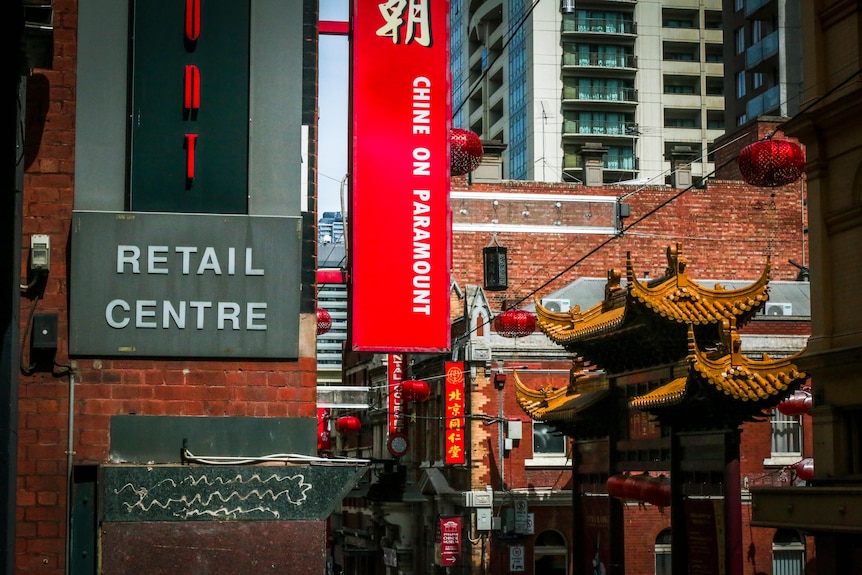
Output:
445 362 465 464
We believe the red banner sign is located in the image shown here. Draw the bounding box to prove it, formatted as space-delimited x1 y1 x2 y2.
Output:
350 0 452 352
444 362 465 465
317 408 332 452
389 354 406 435
439 516 462 566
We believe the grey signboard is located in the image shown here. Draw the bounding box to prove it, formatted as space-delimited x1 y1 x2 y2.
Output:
70 211 301 358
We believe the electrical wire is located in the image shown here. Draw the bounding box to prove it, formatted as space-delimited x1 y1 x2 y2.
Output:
181 447 369 466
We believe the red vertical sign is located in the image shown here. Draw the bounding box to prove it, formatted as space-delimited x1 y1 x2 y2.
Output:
444 362 465 465
389 354 406 435
439 516 462 566
351 0 452 352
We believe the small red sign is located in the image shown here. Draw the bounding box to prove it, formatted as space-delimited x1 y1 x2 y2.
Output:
444 362 465 465
440 516 462 566
389 354 406 435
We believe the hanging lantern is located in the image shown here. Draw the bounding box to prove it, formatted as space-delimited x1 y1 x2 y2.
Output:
606 473 629 499
483 233 508 291
402 379 431 402
737 138 805 187
793 458 814 481
335 415 361 435
776 388 813 417
451 128 484 176
316 308 332 335
638 474 671 508
493 308 536 338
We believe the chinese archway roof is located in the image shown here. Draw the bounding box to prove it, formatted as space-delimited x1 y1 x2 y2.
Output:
518 244 806 430
628 321 807 425
534 244 771 374
513 358 612 438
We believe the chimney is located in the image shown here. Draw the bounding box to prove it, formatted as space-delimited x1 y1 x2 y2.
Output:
471 141 507 183
668 146 695 189
579 143 609 187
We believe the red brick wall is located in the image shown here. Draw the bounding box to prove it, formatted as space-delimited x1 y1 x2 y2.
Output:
452 177 807 313
15 1 319 573
451 173 811 573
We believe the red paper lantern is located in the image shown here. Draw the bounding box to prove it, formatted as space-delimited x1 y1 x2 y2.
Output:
316 308 332 335
606 473 629 499
793 458 814 481
776 388 812 417
402 379 431 402
493 308 536 338
335 415 361 435
737 138 805 187
639 474 671 508
451 128 484 176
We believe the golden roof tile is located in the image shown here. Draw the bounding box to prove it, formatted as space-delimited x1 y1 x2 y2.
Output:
628 377 688 410
687 321 806 403
513 361 608 421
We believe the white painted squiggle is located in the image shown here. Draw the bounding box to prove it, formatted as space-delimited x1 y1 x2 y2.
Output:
111 471 313 519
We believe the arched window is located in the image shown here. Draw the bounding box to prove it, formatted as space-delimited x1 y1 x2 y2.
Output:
772 529 804 575
534 529 568 575
655 528 672 575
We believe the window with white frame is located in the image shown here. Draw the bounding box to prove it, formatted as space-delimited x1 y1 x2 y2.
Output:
772 529 805 575
655 529 672 575
526 422 568 466
766 410 802 466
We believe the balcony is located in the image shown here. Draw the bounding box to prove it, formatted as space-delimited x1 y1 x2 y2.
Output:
562 16 636 37
746 84 781 118
562 120 639 139
563 51 638 72
562 85 638 105
745 0 776 19
746 30 779 70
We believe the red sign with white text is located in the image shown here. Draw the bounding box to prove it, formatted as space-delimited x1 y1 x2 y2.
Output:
350 0 452 352
444 362 465 465
439 516 462 566
389 354 406 435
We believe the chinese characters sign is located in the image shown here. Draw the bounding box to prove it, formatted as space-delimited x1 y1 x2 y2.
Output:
350 0 452 351
439 516 461 566
445 362 465 465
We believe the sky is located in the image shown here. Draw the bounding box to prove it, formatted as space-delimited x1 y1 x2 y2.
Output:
318 1 350 216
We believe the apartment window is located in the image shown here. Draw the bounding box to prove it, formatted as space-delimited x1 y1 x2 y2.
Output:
753 72 764 89
735 0 744 11
655 529 672 575
526 422 569 467
736 71 747 98
772 530 805 575
735 27 745 54
737 113 748 126
766 410 802 466
752 20 764 43
534 422 565 456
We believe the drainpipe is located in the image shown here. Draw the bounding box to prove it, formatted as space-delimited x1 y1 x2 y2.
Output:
65 372 75 575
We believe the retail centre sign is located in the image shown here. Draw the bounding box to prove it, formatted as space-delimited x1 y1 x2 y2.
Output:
70 211 301 358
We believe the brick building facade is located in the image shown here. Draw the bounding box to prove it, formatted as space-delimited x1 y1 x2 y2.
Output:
332 149 813 574
9 2 361 574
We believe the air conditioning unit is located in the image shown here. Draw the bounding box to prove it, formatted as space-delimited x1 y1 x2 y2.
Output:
464 490 493 508
466 343 492 362
541 298 571 313
764 302 793 316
